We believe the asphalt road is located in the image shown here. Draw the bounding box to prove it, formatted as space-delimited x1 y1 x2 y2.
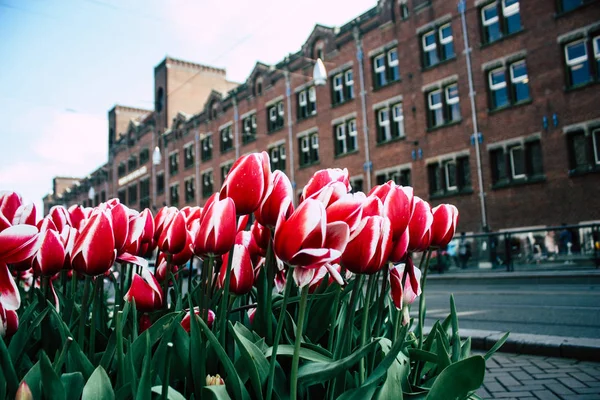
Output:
413 282 600 338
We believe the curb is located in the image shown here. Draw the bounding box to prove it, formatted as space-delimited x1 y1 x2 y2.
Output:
427 269 600 284
444 327 600 361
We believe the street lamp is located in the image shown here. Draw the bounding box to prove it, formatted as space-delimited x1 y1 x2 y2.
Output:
152 146 162 165
313 58 327 86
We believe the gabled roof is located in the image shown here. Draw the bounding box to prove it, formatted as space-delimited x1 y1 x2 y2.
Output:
300 24 336 57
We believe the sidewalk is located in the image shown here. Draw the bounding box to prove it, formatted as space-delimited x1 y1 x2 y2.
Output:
479 352 600 399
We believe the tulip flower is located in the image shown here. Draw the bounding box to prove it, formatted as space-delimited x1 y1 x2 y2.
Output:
122 209 155 260
71 210 116 276
300 168 350 202
369 181 414 241
139 314 152 334
389 229 410 263
206 374 225 386
12 203 37 226
15 381 32 400
153 207 178 242
255 170 294 228
0 294 18 337
180 206 202 230
0 191 22 228
325 191 365 233
220 151 271 215
340 215 393 275
407 197 433 252
32 229 66 276
124 268 163 312
389 261 422 310
68 205 87 230
430 204 459 248
307 263 343 293
48 206 72 235
193 194 237 257
219 231 255 295
155 258 180 285
108 203 130 254
158 210 188 255
274 199 349 268
181 307 215 332
250 220 270 258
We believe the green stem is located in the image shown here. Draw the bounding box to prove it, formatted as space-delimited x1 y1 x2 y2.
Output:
89 276 102 360
187 258 194 298
334 274 364 359
162 342 174 399
265 237 276 344
163 254 173 310
417 250 432 351
218 245 235 348
116 311 125 388
265 266 294 400
359 274 377 385
374 265 389 338
41 275 50 303
78 276 92 352
203 256 214 323
290 285 309 400
393 306 402 342
327 286 341 353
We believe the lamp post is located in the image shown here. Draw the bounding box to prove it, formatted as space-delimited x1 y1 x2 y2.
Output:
152 145 162 209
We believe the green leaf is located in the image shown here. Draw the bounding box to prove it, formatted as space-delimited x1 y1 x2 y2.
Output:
484 332 509 361
131 312 178 367
297 340 379 387
408 349 438 364
151 385 186 400
203 385 233 399
39 351 66 400
135 334 152 400
460 338 472 360
196 315 251 400
425 356 485 400
68 337 95 380
434 330 451 370
22 362 42 400
99 330 117 371
230 323 268 400
9 307 50 364
60 372 85 400
376 337 410 399
82 366 115 400
188 297 205 400
265 344 332 363
449 295 460 363
0 330 18 396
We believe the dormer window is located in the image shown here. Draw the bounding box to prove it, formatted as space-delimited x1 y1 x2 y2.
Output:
314 40 325 60
255 77 264 97
211 102 219 119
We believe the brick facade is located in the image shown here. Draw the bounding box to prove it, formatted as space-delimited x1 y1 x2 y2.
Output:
44 0 600 233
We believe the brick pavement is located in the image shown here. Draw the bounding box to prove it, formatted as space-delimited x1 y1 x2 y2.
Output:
477 353 600 399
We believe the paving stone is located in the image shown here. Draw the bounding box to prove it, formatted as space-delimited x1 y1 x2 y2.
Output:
568 372 599 383
532 390 561 400
518 379 560 387
494 391 533 398
568 395 600 400
498 375 523 388
532 373 571 379
485 380 506 393
510 370 534 381
543 382 576 396
507 385 546 392
517 397 537 400
522 365 545 375
557 376 587 388
476 387 491 398
574 387 600 395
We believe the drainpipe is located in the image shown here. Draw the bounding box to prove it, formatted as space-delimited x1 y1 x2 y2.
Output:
195 130 201 205
353 27 372 192
459 0 488 231
284 70 297 204
233 95 240 159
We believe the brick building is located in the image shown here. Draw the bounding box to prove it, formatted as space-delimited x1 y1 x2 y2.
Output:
44 0 600 233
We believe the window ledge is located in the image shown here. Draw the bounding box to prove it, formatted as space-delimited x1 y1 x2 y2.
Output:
201 157 212 163
334 149 360 159
376 136 406 146
564 80 597 93
268 126 285 135
373 78 401 92
421 56 456 72
491 175 546 190
488 98 533 115
242 137 257 146
331 98 356 108
297 113 317 123
568 166 600 177
220 148 234 155
429 187 473 200
480 29 525 49
184 164 195 170
299 161 321 170
427 119 462 132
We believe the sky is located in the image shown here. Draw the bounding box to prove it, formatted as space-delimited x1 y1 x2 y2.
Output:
0 0 373 216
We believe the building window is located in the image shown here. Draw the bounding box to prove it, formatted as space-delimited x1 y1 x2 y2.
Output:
269 143 286 172
299 132 320 167
376 167 411 186
242 114 257 144
399 1 409 19
139 148 149 165
480 0 522 45
490 139 544 185
118 189 126 204
350 176 364 193
128 183 138 205
220 126 233 153
427 83 461 128
170 183 179 207
128 156 138 172
267 101 285 132
372 48 400 89
185 177 195 204
202 171 213 198
184 143 195 169
139 178 150 209
156 172 165 195
421 24 455 68
488 60 530 110
334 119 358 156
428 156 471 196
567 129 600 174
201 135 213 161
297 87 317 120
169 152 179 176
221 162 233 183
118 162 126 178
331 69 355 105
564 39 594 88
376 102 405 143
559 0 594 13
101 190 106 203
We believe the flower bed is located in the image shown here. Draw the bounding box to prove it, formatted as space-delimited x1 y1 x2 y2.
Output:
0 152 507 399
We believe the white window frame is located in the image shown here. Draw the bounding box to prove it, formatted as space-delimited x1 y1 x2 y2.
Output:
280 145 286 160
374 54 386 74
594 36 600 60
428 89 443 110
565 40 588 66
301 136 310 153
593 129 600 165
311 134 319 149
378 108 391 141
482 3 499 26
387 49 399 68
392 103 405 138
308 87 316 102
345 70 354 86
489 68 507 90
444 161 457 191
509 145 526 179
333 74 344 102
269 106 277 122
502 0 520 17
348 119 358 137
510 61 528 83
439 23 453 45
270 146 279 162
299 91 307 106
445 84 459 105
336 124 347 154
277 101 285 116
422 31 437 52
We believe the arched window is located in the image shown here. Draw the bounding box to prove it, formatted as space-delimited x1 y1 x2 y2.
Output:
313 40 325 61
254 76 263 97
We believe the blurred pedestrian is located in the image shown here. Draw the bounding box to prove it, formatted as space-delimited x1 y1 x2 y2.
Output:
458 232 470 269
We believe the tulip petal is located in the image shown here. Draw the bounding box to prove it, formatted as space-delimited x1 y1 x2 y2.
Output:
0 224 39 264
293 267 316 288
117 252 149 268
0 262 20 310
